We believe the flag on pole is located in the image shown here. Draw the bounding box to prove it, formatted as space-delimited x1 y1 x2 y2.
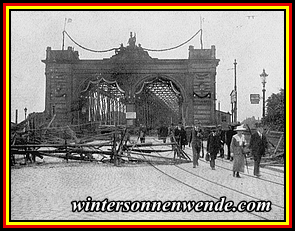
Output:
67 18 72 23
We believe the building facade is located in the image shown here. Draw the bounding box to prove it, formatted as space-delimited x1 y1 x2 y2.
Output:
41 38 220 128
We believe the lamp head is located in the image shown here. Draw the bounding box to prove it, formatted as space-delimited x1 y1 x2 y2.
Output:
260 69 268 84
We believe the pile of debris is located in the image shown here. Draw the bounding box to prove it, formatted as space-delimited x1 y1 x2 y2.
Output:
260 130 285 167
10 121 190 167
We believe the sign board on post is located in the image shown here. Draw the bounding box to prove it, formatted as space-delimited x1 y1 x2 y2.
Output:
126 119 134 126
250 94 260 104
230 90 237 103
126 104 136 126
126 112 136 119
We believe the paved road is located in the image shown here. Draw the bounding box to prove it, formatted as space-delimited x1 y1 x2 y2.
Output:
10 136 285 221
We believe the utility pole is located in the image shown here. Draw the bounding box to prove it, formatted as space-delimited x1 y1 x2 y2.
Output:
233 59 237 123
218 100 221 124
15 109 18 124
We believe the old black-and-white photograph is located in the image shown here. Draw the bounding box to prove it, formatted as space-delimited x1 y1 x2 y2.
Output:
9 9 286 222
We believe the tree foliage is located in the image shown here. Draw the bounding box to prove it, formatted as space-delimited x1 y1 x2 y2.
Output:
262 88 285 131
241 116 260 129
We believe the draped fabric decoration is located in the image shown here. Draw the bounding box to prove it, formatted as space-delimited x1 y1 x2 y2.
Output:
81 77 126 125
135 77 180 96
170 81 181 95
193 92 211 98
63 28 202 53
135 79 155 95
81 77 125 94
193 73 211 99
64 31 119 53
141 29 202 52
195 73 211 78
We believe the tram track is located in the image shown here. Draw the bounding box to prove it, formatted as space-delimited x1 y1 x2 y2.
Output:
173 164 284 209
148 160 283 220
186 150 285 186
150 138 284 184
152 146 284 208
134 141 285 221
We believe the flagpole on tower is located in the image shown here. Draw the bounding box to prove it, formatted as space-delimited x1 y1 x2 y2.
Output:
200 16 204 49
62 18 67 50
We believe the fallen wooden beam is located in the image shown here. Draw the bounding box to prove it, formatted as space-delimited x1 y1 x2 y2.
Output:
260 161 284 166
125 142 177 148
11 142 113 148
126 148 172 153
11 149 113 155
127 150 190 163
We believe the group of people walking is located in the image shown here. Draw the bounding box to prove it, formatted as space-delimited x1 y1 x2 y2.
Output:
136 121 268 178
189 122 268 178
230 124 268 177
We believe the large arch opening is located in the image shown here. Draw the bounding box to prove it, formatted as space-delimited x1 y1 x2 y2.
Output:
79 78 126 126
134 76 183 129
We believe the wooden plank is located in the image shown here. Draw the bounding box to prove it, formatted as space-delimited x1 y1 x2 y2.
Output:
127 151 190 162
11 142 113 148
274 134 284 154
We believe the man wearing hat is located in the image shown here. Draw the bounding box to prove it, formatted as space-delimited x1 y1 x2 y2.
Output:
189 121 203 168
217 125 226 158
207 127 221 170
249 124 268 177
138 124 147 143
174 122 187 150
230 125 247 178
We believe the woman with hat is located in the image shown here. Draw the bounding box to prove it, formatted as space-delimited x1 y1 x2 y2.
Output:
230 125 247 178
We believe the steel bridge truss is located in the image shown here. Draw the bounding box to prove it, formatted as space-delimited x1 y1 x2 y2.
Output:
82 78 126 126
135 77 182 127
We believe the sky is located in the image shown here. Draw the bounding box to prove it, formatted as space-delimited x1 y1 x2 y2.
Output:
10 10 285 123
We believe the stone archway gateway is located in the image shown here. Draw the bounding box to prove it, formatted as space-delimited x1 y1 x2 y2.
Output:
42 33 220 128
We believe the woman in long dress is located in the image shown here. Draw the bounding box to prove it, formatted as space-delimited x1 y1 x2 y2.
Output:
230 125 247 178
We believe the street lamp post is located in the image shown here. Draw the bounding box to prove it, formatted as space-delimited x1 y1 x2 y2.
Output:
24 107 28 132
260 69 268 119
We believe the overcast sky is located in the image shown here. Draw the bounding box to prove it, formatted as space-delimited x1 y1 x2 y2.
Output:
10 10 285 123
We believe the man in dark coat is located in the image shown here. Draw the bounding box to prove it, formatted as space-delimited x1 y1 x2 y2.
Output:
159 124 169 143
249 125 268 177
174 123 187 150
207 127 221 170
138 124 147 143
189 122 203 168
217 125 226 158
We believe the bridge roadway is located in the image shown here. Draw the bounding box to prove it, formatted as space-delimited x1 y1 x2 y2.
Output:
10 136 285 222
